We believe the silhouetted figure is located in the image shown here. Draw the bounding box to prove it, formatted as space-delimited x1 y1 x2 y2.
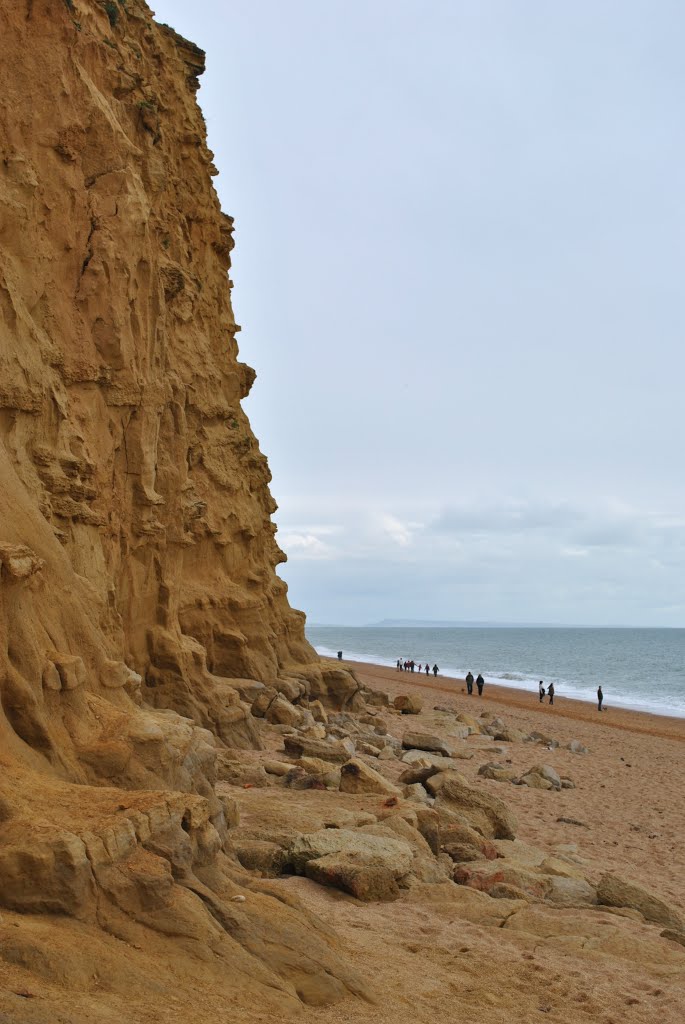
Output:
337 651 343 660
410 660 415 673
432 664 439 677
597 685 604 711
476 673 484 696
539 681 545 703
396 659 402 671
465 671 474 695
425 663 430 676
548 682 555 706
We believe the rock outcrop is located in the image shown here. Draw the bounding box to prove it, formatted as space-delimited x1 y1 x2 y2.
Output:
0 0 368 1013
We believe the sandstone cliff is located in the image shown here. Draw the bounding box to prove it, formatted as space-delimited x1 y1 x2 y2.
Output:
4 6 684 1024
0 0 367 1015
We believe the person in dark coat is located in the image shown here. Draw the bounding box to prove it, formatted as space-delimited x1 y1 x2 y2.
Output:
465 671 474 695
432 664 439 677
597 685 604 711
476 673 484 696
548 682 555 705
539 681 545 702
425 663 430 675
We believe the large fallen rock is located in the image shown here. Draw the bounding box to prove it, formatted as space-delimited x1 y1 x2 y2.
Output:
231 839 289 877
393 694 423 715
454 861 597 907
265 694 304 728
306 852 401 901
441 821 498 863
402 782 433 805
400 749 460 770
357 816 449 885
402 731 451 756
399 764 441 785
312 665 366 711
216 758 271 787
289 828 413 874
413 808 441 855
427 771 517 840
492 727 529 743
283 735 355 763
263 760 293 776
597 873 684 930
517 764 562 790
289 828 414 900
294 757 342 789
339 758 400 796
455 713 482 733
478 762 518 783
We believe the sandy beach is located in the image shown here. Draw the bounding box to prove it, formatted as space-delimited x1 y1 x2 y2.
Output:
342 659 685 899
285 658 685 1024
346 659 685 741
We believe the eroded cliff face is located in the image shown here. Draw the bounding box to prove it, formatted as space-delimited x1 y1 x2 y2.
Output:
0 0 332 769
0 1 367 1015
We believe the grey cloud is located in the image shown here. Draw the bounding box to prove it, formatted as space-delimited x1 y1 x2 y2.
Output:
431 501 581 535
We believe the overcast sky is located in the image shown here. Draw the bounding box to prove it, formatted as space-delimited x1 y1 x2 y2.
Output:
155 1 684 626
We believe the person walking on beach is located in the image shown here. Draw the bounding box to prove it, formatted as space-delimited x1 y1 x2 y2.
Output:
539 681 545 703
465 671 474 695
476 673 484 696
425 663 430 676
433 664 439 677
548 682 555 706
597 685 604 711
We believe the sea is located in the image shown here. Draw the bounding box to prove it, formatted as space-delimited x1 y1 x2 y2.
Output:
306 626 685 718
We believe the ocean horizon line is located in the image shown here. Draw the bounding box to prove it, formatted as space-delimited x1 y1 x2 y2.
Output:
308 621 683 630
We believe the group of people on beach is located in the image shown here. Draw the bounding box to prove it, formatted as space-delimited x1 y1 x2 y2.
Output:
394 657 606 712
464 671 485 695
538 679 605 711
396 659 439 677
538 680 555 705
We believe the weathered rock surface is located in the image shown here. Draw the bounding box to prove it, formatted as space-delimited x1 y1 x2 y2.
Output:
454 860 597 908
394 694 423 714
402 731 452 756
230 839 289 877
518 764 563 790
597 873 684 930
284 735 355 763
428 771 518 840
478 762 519 783
0 0 371 1014
289 828 414 901
339 758 401 796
